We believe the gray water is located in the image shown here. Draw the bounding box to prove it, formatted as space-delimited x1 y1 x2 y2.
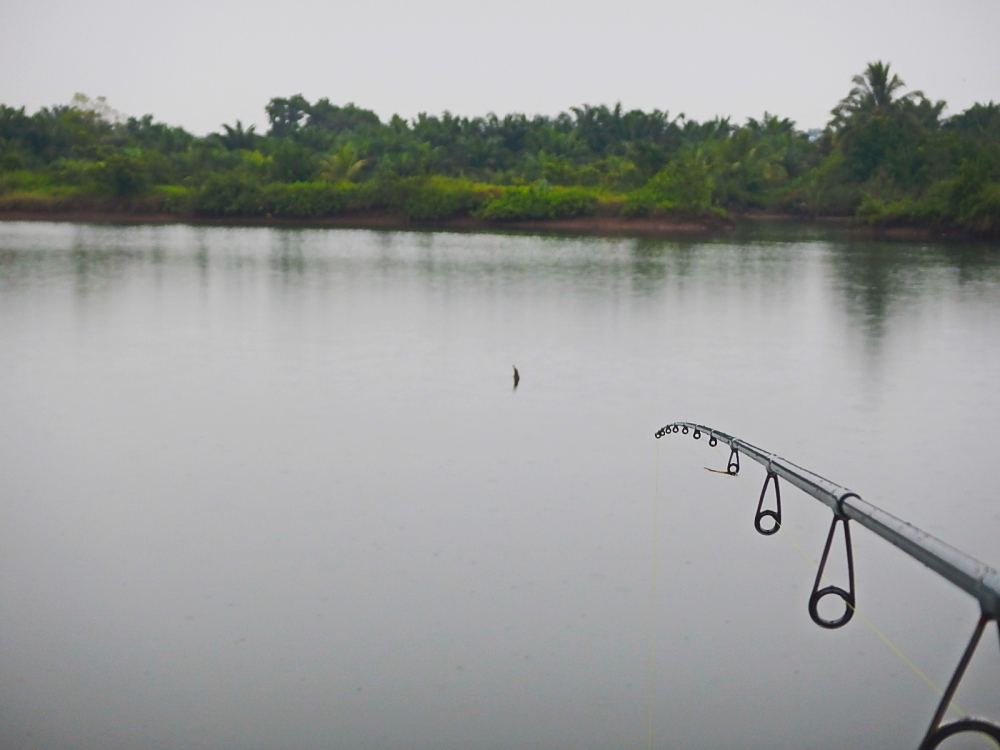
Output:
1 221 998 750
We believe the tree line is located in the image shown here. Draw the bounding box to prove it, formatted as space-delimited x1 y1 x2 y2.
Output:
0 62 997 234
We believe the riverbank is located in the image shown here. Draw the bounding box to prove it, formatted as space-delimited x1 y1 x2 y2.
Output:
0 207 984 241
0 207 715 235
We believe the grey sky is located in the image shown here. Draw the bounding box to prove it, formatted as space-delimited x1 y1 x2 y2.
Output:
1 0 997 135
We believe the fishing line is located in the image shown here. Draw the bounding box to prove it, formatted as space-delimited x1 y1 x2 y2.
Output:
655 420 1000 746
644 439 662 750
705 452 966 714
766 512 969 718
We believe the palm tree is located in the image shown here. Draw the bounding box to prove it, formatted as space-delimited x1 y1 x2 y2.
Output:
747 112 795 136
219 120 257 150
831 61 922 128
320 143 368 182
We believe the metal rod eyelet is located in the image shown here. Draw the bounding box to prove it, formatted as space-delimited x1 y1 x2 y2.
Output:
917 614 1000 749
755 471 781 535
808 515 855 629
919 717 1000 749
727 447 740 475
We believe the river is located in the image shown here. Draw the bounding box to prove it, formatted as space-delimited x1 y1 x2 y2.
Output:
1 221 998 750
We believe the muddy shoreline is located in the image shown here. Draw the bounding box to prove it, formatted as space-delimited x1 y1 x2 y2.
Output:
0 208 981 241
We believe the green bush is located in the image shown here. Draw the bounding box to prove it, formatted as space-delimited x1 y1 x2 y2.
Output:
151 184 194 213
476 184 597 220
267 142 319 182
780 152 860 216
620 188 669 217
856 173 1000 234
94 153 152 197
192 173 263 216
260 181 358 217
49 158 102 187
629 148 717 214
190 178 376 218
0 169 60 194
0 187 87 211
399 176 494 220
344 180 384 212
956 181 1000 233
856 194 912 224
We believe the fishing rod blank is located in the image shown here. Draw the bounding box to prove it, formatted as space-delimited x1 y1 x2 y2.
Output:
655 420 999 750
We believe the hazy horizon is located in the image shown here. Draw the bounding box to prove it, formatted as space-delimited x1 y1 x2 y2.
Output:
2 0 998 136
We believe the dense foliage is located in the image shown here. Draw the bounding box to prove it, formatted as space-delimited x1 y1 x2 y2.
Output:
1 64 998 234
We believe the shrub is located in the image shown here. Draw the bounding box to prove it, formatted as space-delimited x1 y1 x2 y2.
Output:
632 148 717 214
0 169 60 194
152 184 194 213
192 173 263 216
956 181 1000 233
260 181 357 217
476 184 597 220
267 142 319 182
399 176 494 220
780 152 860 216
856 194 914 224
344 179 384 212
0 187 87 211
620 188 669 217
94 153 152 197
856 173 1000 234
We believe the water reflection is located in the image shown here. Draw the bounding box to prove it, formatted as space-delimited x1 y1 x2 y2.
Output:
271 230 307 276
825 238 1000 373
830 241 926 346
627 238 695 294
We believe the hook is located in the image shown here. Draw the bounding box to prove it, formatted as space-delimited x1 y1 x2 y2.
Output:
755 470 782 535
918 614 1000 749
808 511 855 629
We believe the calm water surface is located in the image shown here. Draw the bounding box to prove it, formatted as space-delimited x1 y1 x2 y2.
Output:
1 221 998 750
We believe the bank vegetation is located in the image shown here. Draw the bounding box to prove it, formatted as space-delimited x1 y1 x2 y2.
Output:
1 63 997 236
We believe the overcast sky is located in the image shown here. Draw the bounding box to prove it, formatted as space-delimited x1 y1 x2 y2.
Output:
1 0 997 135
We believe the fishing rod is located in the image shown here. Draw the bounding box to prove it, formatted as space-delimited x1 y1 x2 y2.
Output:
655 420 999 750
